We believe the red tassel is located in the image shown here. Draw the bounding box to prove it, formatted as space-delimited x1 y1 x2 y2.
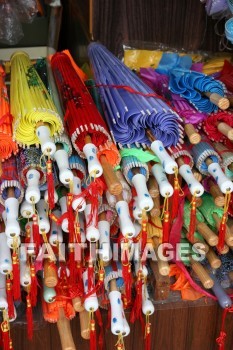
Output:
187 195 197 242
95 309 104 350
162 211 170 244
88 262 95 291
26 295 33 340
68 249 76 285
67 193 75 242
145 321 151 350
12 252 20 301
6 278 14 319
216 305 233 350
90 319 97 350
32 214 41 248
1 319 10 350
217 213 227 252
30 263 37 307
216 331 226 350
171 176 179 221
46 159 55 210
217 192 231 252
130 274 143 323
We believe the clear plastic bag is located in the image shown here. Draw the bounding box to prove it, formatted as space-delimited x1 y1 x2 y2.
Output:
14 0 38 24
0 1 24 45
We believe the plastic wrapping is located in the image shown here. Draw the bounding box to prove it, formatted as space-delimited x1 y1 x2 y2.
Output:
14 0 38 23
0 2 24 45
122 41 208 72
0 0 38 46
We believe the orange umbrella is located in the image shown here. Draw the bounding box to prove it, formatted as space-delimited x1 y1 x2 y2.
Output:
0 66 18 171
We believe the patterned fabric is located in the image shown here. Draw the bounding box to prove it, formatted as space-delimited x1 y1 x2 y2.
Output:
17 147 46 187
0 155 24 204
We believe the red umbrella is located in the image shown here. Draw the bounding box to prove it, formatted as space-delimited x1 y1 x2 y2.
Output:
51 52 122 196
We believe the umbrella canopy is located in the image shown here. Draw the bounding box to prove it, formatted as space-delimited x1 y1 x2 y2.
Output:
0 66 18 161
10 51 63 148
88 43 182 149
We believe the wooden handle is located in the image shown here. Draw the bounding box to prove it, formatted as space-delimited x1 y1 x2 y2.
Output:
7 187 15 198
209 180 225 207
204 92 230 110
110 279 118 292
190 259 214 289
205 157 213 166
150 196 161 217
99 155 122 196
44 259 58 288
186 193 202 207
148 176 159 198
116 194 124 202
222 244 230 254
184 124 201 144
228 271 233 282
176 156 185 167
196 221 218 246
79 309 90 340
84 135 92 144
192 169 202 182
185 234 209 253
206 247 221 269
72 297 84 312
153 237 170 276
57 308 76 350
217 122 233 141
212 213 233 247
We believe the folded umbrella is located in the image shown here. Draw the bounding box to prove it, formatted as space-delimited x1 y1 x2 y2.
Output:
10 51 63 156
0 66 18 168
88 43 182 149
51 51 122 195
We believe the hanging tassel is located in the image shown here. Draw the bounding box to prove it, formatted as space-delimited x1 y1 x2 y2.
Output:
161 195 170 244
170 170 179 221
30 262 37 307
130 271 143 323
187 193 197 243
68 248 76 285
6 277 14 319
216 306 233 350
67 193 75 242
1 311 10 350
95 309 104 350
141 211 148 255
89 312 97 350
32 214 41 248
144 313 151 350
217 191 231 252
12 244 20 301
26 294 33 340
115 334 125 350
46 159 55 210
121 238 132 305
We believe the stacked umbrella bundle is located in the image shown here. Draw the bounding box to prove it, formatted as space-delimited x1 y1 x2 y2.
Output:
0 45 233 350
